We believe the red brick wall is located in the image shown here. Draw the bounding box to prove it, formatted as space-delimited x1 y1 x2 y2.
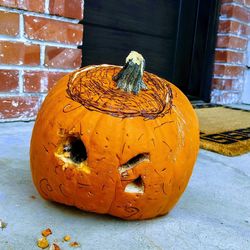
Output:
211 0 250 104
0 0 84 121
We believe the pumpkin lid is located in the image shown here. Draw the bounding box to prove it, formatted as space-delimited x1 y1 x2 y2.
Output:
66 52 173 119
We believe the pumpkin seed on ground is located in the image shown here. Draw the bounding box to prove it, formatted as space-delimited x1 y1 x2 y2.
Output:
41 228 52 237
63 235 71 241
49 243 61 250
69 241 80 247
37 237 49 249
0 219 7 230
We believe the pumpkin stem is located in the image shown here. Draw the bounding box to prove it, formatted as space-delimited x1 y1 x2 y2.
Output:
113 51 148 94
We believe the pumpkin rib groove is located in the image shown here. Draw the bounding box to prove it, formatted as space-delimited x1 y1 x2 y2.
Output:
155 117 176 214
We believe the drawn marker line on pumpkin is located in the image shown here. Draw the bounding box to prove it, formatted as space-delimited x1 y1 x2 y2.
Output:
43 145 49 153
63 103 82 113
116 154 121 163
124 206 140 218
79 123 83 136
154 169 161 176
161 183 168 195
39 178 53 197
96 157 106 162
121 143 126 155
54 165 62 175
59 184 69 197
77 182 90 188
162 140 172 152
154 121 174 131
49 142 57 148
109 177 115 183
137 133 144 141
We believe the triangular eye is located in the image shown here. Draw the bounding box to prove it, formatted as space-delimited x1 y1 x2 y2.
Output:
118 153 149 174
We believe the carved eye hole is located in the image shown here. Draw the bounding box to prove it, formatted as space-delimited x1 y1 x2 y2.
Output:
61 136 87 164
118 153 149 174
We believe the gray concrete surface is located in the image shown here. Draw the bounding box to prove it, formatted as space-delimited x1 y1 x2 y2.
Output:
0 122 249 250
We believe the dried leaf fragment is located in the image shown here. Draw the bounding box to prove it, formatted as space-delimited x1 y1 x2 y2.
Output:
0 219 7 230
49 243 61 250
42 228 52 237
69 241 80 248
37 237 49 249
63 235 71 241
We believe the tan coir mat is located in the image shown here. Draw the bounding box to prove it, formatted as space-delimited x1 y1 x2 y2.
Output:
194 104 250 156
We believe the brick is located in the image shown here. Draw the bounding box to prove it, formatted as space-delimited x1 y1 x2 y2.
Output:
0 11 19 36
218 20 250 35
23 71 67 92
245 25 250 35
221 5 250 23
246 0 250 7
0 0 45 13
24 16 83 45
213 64 245 77
216 36 247 50
215 50 244 64
0 41 40 65
49 0 83 19
0 0 16 8
47 72 67 90
0 70 19 92
0 96 40 119
19 0 45 13
212 78 234 90
210 90 241 104
44 46 81 69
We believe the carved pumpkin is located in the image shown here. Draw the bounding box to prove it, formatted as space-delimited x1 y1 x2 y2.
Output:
30 51 199 220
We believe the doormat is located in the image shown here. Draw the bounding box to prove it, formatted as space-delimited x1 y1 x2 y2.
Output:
193 103 250 156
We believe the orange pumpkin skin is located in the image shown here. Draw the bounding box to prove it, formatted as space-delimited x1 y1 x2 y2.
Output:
30 64 199 220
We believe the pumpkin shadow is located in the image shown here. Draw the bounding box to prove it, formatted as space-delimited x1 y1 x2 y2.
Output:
42 198 128 223
41 198 166 224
